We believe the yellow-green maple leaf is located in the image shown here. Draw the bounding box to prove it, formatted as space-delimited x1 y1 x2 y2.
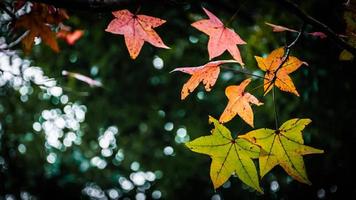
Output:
239 118 324 184
185 116 263 193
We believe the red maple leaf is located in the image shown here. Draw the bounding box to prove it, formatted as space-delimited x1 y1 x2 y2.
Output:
191 8 246 66
105 9 169 59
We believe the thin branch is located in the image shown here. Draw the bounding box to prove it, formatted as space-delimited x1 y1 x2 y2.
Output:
1 31 30 50
287 23 304 49
275 0 356 56
30 0 141 11
247 81 270 93
264 24 305 94
0 2 17 19
225 0 247 27
220 66 267 80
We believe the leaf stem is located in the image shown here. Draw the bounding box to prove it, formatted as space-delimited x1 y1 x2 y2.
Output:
247 81 269 93
225 0 246 27
266 23 305 92
220 66 267 80
134 5 141 15
272 87 279 129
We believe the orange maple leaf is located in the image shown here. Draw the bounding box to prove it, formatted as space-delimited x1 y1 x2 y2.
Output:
105 9 169 59
191 8 246 66
255 47 307 96
219 78 263 127
172 60 238 100
57 29 84 45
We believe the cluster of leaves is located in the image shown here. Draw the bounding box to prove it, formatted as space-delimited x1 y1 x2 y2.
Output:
186 117 323 193
170 8 324 193
6 1 327 195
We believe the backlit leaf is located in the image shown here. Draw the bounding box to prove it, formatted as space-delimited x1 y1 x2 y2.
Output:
219 78 263 127
172 60 238 100
255 47 307 96
239 118 324 184
105 9 169 59
192 8 246 66
186 116 263 193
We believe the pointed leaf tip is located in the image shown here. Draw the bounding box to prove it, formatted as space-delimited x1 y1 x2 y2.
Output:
243 118 324 185
192 8 245 62
106 9 168 59
174 60 238 99
187 117 263 192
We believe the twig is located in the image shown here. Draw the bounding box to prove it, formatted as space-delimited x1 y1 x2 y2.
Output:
264 23 305 95
6 31 29 49
266 24 304 129
275 0 356 56
220 66 267 80
0 2 16 19
30 0 132 11
225 0 247 27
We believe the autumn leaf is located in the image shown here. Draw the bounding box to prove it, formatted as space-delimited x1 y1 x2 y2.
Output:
192 8 246 66
62 70 102 87
265 22 298 33
265 22 327 39
186 116 263 193
239 118 324 184
171 60 238 100
105 9 169 59
57 29 84 45
255 47 307 96
219 78 263 127
14 4 68 53
308 32 327 39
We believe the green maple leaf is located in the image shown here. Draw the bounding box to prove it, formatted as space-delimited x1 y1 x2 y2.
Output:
185 116 263 193
239 118 324 184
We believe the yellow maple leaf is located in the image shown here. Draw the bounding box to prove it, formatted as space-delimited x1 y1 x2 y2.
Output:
255 47 307 96
239 118 324 184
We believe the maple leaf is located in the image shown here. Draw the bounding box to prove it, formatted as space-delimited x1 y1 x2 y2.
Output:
15 13 59 53
186 116 263 193
105 9 169 59
191 8 246 66
14 4 68 53
57 29 84 45
308 32 327 39
255 47 307 96
239 118 324 184
171 60 238 100
219 78 263 127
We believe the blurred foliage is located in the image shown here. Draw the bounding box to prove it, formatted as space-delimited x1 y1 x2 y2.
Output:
1 0 355 199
